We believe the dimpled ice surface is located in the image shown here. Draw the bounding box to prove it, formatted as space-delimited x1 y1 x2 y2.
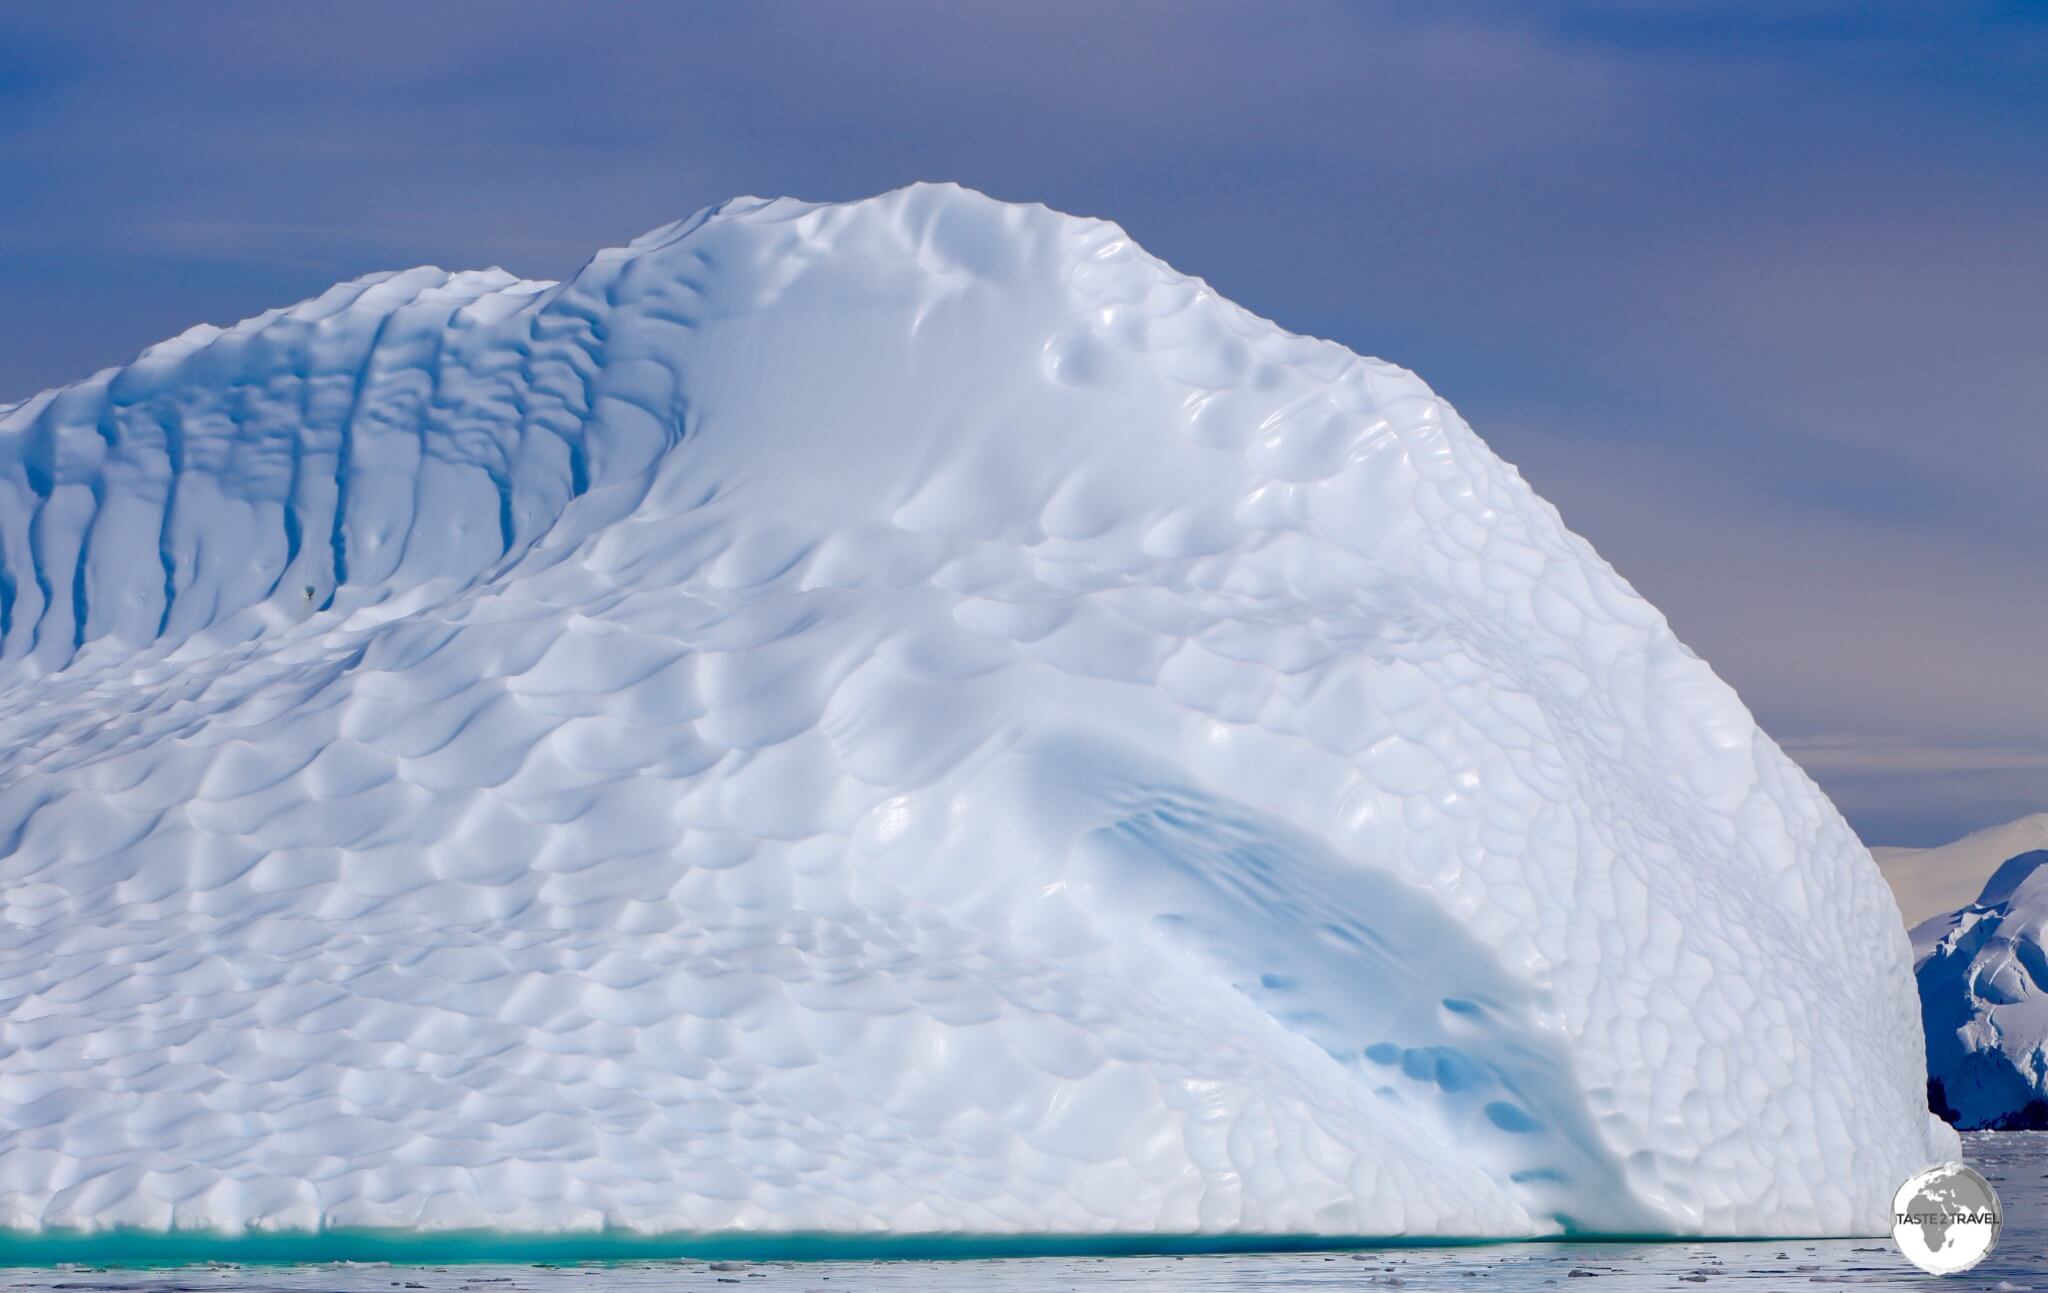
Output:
0 185 1952 1241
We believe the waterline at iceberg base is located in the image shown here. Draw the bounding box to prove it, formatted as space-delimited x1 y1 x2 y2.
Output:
12 1137 2048 1288
0 185 1951 1244
0 1227 1621 1267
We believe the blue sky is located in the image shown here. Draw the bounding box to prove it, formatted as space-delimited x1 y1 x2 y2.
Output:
2 2 2042 844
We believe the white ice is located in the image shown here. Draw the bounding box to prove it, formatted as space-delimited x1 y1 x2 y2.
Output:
0 185 1952 1238
1910 826 2048 1128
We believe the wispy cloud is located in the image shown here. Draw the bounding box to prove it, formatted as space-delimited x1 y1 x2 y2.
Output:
1784 738 2048 778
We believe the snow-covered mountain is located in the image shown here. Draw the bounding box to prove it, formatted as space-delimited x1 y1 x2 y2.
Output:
0 184 1951 1240
1876 812 2048 928
1909 823 2048 1128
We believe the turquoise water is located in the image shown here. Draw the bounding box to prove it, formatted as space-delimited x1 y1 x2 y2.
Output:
0 1231 1484 1266
1 1131 2038 1289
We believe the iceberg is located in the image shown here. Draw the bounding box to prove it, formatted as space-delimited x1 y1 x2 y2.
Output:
0 185 1952 1240
1914 845 2048 1129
